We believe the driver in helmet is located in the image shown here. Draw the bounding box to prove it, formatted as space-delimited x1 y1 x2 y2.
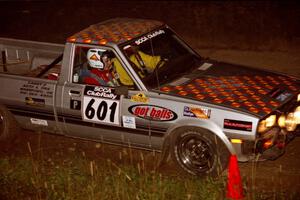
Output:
82 49 119 87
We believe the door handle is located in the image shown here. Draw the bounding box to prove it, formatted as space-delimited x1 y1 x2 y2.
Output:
69 90 81 96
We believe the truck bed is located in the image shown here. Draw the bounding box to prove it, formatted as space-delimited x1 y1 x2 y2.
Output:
0 38 64 79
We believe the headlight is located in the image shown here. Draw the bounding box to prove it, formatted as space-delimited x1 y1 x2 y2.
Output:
294 106 300 124
278 115 286 128
285 112 297 132
258 115 277 133
258 100 299 133
265 115 276 127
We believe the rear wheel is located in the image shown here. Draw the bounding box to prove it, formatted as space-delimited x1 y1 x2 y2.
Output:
170 127 229 177
0 105 19 142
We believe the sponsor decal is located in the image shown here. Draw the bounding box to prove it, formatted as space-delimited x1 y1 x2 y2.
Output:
89 53 100 61
129 104 177 121
131 93 149 103
70 99 81 110
20 81 53 98
135 30 165 45
224 119 252 132
84 86 120 100
30 118 48 126
122 116 136 129
183 106 211 119
25 97 45 107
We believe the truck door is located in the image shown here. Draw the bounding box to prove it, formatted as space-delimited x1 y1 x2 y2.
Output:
61 45 151 147
61 45 121 143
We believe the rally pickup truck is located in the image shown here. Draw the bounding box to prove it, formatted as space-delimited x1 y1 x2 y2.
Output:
0 18 299 177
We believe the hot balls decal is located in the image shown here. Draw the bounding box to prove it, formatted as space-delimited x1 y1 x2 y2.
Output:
129 105 177 121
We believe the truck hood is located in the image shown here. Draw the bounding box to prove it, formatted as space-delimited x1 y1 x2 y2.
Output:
160 61 300 118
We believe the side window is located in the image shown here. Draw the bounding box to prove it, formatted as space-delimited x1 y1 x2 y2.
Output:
72 46 136 89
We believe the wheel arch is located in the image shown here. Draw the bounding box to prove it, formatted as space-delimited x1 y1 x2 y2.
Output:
163 119 236 155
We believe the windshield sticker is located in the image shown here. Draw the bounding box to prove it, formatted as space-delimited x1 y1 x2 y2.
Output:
135 30 165 45
129 104 177 121
169 77 190 86
84 86 120 100
198 63 213 71
224 119 252 132
183 106 211 119
122 116 136 129
131 93 149 103
25 97 45 107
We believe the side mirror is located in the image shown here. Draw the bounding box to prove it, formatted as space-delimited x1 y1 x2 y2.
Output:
115 85 129 96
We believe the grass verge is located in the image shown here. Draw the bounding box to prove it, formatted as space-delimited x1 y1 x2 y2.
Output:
0 142 225 200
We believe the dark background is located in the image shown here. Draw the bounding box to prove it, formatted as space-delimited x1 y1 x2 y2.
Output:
1 1 300 196
0 0 300 51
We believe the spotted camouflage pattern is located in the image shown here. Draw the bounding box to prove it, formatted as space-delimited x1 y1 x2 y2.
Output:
67 18 163 45
161 75 300 117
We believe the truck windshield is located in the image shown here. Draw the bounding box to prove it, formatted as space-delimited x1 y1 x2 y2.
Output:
120 27 201 89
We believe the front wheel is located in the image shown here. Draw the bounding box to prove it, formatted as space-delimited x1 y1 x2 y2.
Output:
170 127 229 177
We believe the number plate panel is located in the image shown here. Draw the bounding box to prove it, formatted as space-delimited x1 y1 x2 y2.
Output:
82 86 120 126
82 96 120 125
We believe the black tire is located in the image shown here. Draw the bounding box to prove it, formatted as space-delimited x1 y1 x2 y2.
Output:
0 105 19 142
170 127 229 177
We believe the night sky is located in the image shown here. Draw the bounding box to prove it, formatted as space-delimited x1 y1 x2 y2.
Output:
0 1 299 51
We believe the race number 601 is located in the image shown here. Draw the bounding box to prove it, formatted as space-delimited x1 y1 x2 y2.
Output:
83 96 120 125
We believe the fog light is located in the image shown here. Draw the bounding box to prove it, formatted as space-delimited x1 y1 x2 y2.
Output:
258 115 277 133
285 112 297 131
297 94 300 102
263 139 273 149
266 115 276 127
278 115 286 128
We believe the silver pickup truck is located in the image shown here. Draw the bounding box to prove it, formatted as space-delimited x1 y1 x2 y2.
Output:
0 18 299 177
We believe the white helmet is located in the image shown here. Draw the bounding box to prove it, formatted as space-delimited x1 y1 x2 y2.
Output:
87 49 107 69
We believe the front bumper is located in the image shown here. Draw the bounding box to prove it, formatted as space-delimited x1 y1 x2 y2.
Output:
240 126 298 161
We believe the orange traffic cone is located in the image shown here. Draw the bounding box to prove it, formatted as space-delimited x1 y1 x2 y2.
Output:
226 154 244 199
